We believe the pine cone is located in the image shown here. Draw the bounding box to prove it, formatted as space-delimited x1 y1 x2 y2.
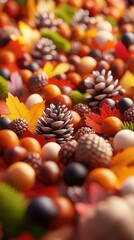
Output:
27 72 48 93
65 186 87 203
31 37 57 62
8 118 28 137
73 103 91 117
36 103 74 144
59 140 78 165
23 152 42 175
74 127 95 141
124 106 134 122
84 69 125 109
75 133 112 169
71 9 95 30
119 6 134 25
35 11 63 31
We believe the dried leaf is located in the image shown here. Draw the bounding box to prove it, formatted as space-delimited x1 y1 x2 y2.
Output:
7 72 23 97
100 103 123 121
2 93 45 132
43 62 55 77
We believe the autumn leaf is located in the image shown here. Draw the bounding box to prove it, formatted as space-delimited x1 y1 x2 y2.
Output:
2 93 45 132
43 62 70 78
4 39 24 58
85 103 123 133
115 41 130 61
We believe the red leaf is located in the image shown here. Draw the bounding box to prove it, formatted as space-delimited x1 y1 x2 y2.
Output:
100 103 123 121
4 39 24 58
88 182 111 204
10 232 34 240
24 184 59 198
0 101 9 115
115 41 130 61
85 113 102 134
21 130 56 147
49 77 75 90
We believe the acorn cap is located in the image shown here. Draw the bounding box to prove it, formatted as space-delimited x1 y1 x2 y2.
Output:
27 72 48 94
75 133 112 169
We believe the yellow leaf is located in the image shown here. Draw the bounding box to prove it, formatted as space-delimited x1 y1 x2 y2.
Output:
28 101 45 132
3 93 29 121
110 147 134 167
19 21 40 50
120 71 134 94
43 62 55 77
50 63 70 78
43 62 70 78
27 0 36 20
2 93 45 133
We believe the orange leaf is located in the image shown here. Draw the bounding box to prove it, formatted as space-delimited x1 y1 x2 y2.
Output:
4 39 24 58
85 113 102 134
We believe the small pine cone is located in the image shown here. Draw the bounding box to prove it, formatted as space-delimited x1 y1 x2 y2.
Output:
8 118 28 137
73 103 91 117
84 69 125 109
31 37 57 61
65 186 87 203
35 11 63 31
75 133 113 169
72 9 95 30
36 103 74 144
124 106 134 122
27 72 48 93
74 127 95 141
59 140 78 165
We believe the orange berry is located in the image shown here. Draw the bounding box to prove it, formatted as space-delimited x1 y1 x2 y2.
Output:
67 72 81 86
20 69 32 84
70 110 81 131
52 94 72 109
0 130 19 151
0 50 16 64
43 84 61 103
4 162 35 191
102 116 123 136
51 197 75 228
20 137 41 154
88 168 120 190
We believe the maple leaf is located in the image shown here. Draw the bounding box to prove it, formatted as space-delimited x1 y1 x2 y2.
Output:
85 103 123 133
2 93 45 132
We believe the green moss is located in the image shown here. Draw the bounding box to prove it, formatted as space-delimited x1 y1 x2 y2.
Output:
0 76 9 99
40 29 71 52
0 182 27 238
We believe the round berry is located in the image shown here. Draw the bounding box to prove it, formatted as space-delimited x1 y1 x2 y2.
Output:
89 49 101 61
116 98 133 113
26 62 39 72
27 197 58 226
63 162 88 186
20 137 41 154
0 129 19 151
0 68 10 80
43 84 61 103
0 117 11 130
100 99 115 109
102 116 123 136
121 32 134 48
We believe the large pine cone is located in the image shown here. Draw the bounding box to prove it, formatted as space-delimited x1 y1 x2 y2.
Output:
36 103 74 144
84 69 125 109
35 11 63 31
31 37 57 62
75 133 112 169
71 9 95 30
